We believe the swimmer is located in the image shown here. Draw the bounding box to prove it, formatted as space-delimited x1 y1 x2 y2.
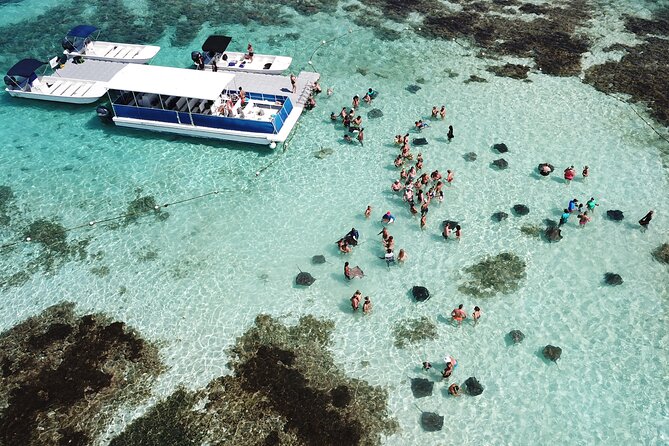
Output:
368 87 378 98
400 168 408 179
420 201 429 216
420 214 427 229
455 225 462 239
431 106 438 118
586 197 599 211
365 205 372 218
442 222 452 239
345 227 359 245
382 211 395 224
446 170 454 184
394 135 403 144
340 107 347 120
422 361 432 371
538 163 554 176
362 296 372 314
568 198 578 213
564 165 576 183
582 165 589 178
357 128 364 146
472 306 481 325
447 125 454 141
578 211 591 227
352 95 360 108
378 227 390 242
392 180 404 192
403 188 414 203
451 304 467 325
439 106 446 119
431 170 442 181
363 92 372 104
442 362 454 379
343 134 353 143
385 236 395 251
448 383 461 396
394 155 404 167
383 248 395 265
558 209 570 227
337 238 351 253
639 210 653 229
330 112 338 121
312 81 322 94
398 248 407 262
344 261 352 280
351 290 361 311
416 158 423 170
403 133 410 144
409 204 418 215
327 87 334 96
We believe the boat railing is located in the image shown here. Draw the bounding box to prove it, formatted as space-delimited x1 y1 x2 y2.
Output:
111 91 294 135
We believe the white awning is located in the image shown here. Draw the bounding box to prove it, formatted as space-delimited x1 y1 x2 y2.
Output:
107 64 235 100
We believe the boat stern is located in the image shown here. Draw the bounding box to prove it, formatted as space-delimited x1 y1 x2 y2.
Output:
137 45 161 62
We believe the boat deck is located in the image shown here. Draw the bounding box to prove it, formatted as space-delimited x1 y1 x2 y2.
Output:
224 70 320 105
55 59 128 82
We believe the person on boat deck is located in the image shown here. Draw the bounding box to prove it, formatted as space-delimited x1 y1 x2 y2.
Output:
246 43 254 60
196 53 205 70
238 87 246 105
211 59 218 72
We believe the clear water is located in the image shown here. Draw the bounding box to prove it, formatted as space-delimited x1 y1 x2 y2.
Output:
0 1 668 445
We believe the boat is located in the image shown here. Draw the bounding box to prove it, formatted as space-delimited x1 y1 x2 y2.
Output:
4 58 108 104
62 25 160 64
98 64 318 148
191 35 292 75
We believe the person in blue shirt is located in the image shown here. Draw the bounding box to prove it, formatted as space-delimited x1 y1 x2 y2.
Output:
559 209 570 227
567 198 578 213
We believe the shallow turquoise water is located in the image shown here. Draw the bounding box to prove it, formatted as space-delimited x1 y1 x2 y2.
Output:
0 1 668 444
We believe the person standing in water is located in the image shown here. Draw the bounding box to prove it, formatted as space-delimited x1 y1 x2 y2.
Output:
586 197 599 212
472 306 481 325
362 296 372 314
582 165 589 179
559 209 570 227
451 304 467 325
564 166 576 183
447 125 454 141
357 128 364 146
351 290 361 311
364 205 372 218
398 248 407 263
639 210 654 229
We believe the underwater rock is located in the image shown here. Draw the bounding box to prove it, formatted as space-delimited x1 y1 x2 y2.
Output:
508 330 525 344
392 316 438 348
604 272 623 286
124 195 164 224
406 84 421 93
606 210 624 221
513 204 530 216
295 271 315 286
420 412 444 431
463 152 478 161
314 148 334 159
545 227 563 242
330 385 352 408
464 377 484 396
410 378 434 398
458 252 526 297
519 3 550 14
413 138 428 146
412 286 430 302
492 143 509 153
311 255 326 264
368 108 384 118
24 219 68 251
492 158 508 169
543 345 562 363
492 211 509 222
488 63 530 79
652 243 669 265
0 302 163 446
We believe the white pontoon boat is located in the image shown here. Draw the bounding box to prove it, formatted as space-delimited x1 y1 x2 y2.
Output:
62 25 160 64
191 36 291 75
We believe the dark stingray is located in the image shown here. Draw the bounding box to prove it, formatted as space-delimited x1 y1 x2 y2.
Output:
543 345 562 363
295 271 315 286
508 330 525 344
492 211 508 222
545 227 562 242
463 152 478 161
606 210 624 221
604 272 623 285
406 84 421 93
464 377 484 396
492 158 508 169
512 204 529 216
420 412 444 431
410 378 434 398
493 143 509 153
368 109 384 118
311 255 326 264
413 138 428 145
412 286 430 302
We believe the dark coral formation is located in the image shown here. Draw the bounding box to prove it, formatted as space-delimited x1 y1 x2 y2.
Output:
112 315 398 446
0 185 13 226
652 243 669 265
392 316 438 348
458 252 526 297
487 63 530 79
0 303 163 446
124 195 167 224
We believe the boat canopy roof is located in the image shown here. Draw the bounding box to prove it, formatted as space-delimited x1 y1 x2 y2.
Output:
7 58 46 77
66 25 98 38
108 64 236 100
202 35 232 53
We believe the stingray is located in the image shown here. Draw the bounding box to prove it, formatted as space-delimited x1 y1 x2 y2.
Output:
313 148 334 159
543 345 562 363
493 143 509 153
413 138 428 146
463 152 478 161
512 204 530 216
412 286 430 302
508 330 525 344
410 378 434 398
349 266 364 278
420 412 444 431
311 255 326 264
492 158 508 169
492 211 508 222
464 376 484 396
406 84 421 93
604 272 623 285
606 210 624 221
295 270 315 286
368 108 384 118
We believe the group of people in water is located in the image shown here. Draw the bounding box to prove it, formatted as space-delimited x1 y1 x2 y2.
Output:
537 163 589 182
329 88 378 145
350 290 373 314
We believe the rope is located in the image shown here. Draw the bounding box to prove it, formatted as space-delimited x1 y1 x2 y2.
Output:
0 188 238 249
602 91 669 145
305 29 354 73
